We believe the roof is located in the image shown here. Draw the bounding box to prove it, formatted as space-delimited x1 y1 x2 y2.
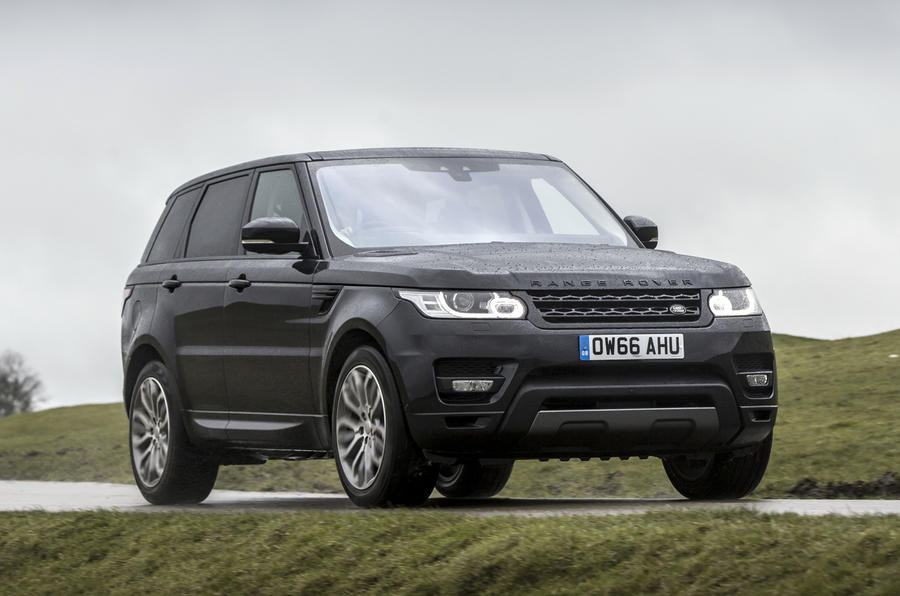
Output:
168 147 558 198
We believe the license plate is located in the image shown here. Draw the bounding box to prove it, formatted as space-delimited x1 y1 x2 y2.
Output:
579 334 685 361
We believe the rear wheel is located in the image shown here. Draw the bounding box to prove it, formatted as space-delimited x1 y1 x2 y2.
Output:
332 346 436 507
435 461 514 499
663 433 773 499
129 361 218 504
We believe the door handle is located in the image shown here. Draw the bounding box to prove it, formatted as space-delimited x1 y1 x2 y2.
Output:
228 277 252 291
161 277 181 291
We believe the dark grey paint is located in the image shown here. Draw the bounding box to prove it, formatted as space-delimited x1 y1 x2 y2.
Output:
122 149 776 463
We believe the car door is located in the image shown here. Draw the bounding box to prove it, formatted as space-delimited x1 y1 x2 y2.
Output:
157 173 252 441
222 166 320 449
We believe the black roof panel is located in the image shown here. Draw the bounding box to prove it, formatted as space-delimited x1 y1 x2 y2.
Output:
306 147 553 161
168 147 556 198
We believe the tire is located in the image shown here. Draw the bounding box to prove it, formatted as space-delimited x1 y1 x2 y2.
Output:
129 361 218 504
435 462 514 499
332 345 436 507
663 433 773 499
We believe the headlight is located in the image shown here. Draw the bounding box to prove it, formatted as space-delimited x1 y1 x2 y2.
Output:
709 288 762 317
398 290 527 319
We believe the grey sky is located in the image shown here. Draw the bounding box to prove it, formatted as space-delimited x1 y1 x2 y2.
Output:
2 1 898 408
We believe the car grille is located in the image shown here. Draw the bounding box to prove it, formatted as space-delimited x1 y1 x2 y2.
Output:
527 289 702 324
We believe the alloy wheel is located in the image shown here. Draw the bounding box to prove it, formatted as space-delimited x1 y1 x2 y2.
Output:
335 365 387 490
131 377 170 488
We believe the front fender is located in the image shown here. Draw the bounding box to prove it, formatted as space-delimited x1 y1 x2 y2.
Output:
312 286 400 416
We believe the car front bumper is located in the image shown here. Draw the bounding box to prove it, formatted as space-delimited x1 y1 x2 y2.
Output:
379 302 777 460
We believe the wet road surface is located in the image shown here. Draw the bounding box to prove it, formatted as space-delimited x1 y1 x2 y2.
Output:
2 481 898 516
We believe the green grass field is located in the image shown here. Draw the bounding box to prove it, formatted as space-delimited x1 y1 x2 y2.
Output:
1 330 897 498
0 510 897 594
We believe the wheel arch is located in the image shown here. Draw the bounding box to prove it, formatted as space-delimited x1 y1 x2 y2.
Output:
122 337 170 416
320 321 389 418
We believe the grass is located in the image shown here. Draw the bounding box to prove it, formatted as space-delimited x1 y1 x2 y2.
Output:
0 510 897 594
0 330 897 497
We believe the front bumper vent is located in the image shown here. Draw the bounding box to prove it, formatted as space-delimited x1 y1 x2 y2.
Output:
732 353 775 398
527 289 702 324
434 359 505 404
732 353 774 373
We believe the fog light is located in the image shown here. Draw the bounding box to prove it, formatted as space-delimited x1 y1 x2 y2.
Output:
451 379 495 392
745 373 770 388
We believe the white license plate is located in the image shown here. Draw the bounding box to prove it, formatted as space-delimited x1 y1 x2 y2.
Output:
579 334 685 361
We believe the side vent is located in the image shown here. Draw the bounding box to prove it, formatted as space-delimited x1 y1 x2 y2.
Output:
312 285 342 314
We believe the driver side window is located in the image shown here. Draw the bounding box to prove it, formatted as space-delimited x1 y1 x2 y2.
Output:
250 169 309 236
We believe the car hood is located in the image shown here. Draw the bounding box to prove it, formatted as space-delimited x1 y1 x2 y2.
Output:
313 243 750 290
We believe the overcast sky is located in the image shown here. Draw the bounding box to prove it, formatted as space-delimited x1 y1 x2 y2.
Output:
2 1 899 409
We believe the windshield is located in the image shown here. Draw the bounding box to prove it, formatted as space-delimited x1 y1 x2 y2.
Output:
311 158 635 253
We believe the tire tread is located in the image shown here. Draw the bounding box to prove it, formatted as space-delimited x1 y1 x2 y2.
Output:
436 462 514 499
130 361 218 505
332 346 436 507
663 434 772 499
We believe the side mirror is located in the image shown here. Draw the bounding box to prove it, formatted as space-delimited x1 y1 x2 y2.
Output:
241 217 309 255
624 216 658 249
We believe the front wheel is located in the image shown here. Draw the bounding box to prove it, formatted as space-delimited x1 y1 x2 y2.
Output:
663 433 773 499
435 462 514 498
129 361 219 504
332 346 436 507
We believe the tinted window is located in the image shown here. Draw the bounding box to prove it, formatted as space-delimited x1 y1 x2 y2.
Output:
185 175 251 258
250 170 308 232
147 189 200 262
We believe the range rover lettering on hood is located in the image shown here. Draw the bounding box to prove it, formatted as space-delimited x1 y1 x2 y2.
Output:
530 279 695 288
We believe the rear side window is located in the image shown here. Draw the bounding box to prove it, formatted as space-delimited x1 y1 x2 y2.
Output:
249 169 309 233
146 189 200 262
185 175 251 258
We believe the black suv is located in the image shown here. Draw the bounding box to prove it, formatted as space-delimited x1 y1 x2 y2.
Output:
122 148 776 507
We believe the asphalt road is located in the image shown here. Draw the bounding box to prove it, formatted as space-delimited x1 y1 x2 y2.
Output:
1 481 898 516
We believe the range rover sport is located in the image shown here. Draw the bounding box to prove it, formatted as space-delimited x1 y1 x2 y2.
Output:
121 148 777 507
